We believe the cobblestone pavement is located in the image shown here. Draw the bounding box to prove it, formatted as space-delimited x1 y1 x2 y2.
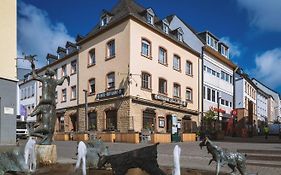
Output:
54 139 281 175
1 137 281 175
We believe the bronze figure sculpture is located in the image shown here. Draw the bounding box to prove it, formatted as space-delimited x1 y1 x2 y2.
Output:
27 55 70 145
199 137 246 175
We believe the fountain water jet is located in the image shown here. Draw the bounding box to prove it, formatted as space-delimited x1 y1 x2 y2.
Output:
173 145 181 175
24 137 37 172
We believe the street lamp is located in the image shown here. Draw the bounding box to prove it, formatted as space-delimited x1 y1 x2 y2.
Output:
83 89 88 131
217 95 221 131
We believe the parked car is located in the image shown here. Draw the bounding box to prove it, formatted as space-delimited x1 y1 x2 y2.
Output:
268 124 281 135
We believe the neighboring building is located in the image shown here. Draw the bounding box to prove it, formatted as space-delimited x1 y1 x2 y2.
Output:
235 73 257 136
252 78 280 122
76 0 200 134
163 15 237 134
256 88 269 126
36 42 79 132
198 31 237 132
0 0 17 144
18 73 38 122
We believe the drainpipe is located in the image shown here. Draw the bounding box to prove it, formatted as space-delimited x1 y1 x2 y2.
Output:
200 47 204 131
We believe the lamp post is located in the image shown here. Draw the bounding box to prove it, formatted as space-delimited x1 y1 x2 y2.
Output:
83 89 88 131
217 95 221 131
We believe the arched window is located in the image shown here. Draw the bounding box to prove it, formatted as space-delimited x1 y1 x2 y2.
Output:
141 38 151 57
158 47 167 65
173 83 181 98
158 78 167 94
106 72 115 90
106 40 115 58
141 72 152 90
88 111 97 131
88 48 96 66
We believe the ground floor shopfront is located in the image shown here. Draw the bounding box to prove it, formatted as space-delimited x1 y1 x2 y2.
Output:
54 96 199 136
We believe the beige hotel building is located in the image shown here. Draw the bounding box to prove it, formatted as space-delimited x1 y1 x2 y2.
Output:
27 0 201 135
76 0 200 134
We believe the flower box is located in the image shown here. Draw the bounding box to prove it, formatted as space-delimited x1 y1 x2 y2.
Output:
115 133 140 143
97 133 116 142
181 133 196 142
73 133 89 141
54 133 69 141
151 133 171 143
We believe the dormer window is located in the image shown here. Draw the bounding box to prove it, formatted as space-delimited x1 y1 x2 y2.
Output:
145 8 155 25
162 19 169 34
177 28 184 42
178 33 183 42
221 45 228 57
101 16 108 26
207 34 218 50
146 13 154 25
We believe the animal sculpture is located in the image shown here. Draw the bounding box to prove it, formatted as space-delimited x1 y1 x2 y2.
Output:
199 137 246 175
97 143 166 175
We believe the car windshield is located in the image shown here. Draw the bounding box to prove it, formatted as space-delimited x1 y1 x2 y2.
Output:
17 122 27 129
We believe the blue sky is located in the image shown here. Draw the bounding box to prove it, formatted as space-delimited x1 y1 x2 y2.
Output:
17 0 281 94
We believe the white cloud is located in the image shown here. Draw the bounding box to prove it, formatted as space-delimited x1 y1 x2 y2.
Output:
17 1 75 68
252 48 281 89
220 37 241 58
237 0 281 32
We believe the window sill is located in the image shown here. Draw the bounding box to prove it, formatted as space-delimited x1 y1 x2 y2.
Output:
105 55 116 61
106 87 115 91
141 53 152 60
173 96 181 99
158 92 168 96
70 98 77 101
158 61 168 67
88 92 95 96
70 72 76 76
186 73 193 77
186 99 193 103
61 100 66 103
173 68 181 73
87 63 96 68
141 87 152 92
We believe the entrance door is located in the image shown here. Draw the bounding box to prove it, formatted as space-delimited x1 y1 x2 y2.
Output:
70 114 77 131
166 115 172 133
106 110 117 131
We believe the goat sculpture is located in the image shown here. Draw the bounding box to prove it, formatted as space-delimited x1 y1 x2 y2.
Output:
199 137 246 175
98 143 166 175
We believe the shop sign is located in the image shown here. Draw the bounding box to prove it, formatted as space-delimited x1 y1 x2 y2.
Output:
96 88 125 100
4 107 14 115
152 94 187 107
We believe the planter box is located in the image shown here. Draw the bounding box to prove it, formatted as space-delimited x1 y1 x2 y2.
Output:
115 133 139 143
54 133 69 141
181 133 196 142
73 133 89 141
151 133 171 143
97 133 116 142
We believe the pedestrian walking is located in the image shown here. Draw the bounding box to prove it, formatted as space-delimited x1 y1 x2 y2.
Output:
264 125 269 139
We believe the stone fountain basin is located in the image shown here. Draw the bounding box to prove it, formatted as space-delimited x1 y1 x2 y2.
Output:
5 164 227 175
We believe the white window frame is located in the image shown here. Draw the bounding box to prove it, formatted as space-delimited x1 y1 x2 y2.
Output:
186 88 192 101
107 40 115 58
71 86 77 99
141 39 151 57
141 72 151 89
107 72 115 90
89 79 95 94
158 47 167 65
185 61 192 75
173 55 181 71
173 83 181 98
89 49 96 65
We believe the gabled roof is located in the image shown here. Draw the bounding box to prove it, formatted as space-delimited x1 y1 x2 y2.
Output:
78 0 199 57
46 53 57 60
65 41 76 48
57 47 66 53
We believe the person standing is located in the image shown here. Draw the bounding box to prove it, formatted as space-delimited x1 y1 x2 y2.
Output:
264 125 269 139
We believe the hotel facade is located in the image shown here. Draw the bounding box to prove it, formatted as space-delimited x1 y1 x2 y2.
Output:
76 0 200 134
